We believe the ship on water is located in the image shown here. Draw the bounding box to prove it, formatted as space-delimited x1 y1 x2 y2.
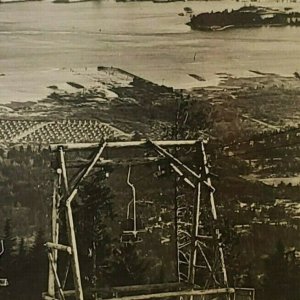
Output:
53 0 94 3
187 5 300 31
153 0 184 3
0 0 41 3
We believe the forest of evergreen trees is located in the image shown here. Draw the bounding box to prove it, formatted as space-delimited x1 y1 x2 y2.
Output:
0 143 300 299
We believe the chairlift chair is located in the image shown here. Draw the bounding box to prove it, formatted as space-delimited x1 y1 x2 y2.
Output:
153 164 169 178
120 232 143 245
120 166 145 244
0 278 8 287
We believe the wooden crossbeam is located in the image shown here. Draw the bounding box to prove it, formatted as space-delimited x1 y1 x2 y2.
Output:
110 282 189 293
61 285 234 298
62 282 190 297
170 163 196 189
65 157 166 168
103 288 235 300
49 140 204 152
148 140 200 180
45 242 72 255
70 142 107 191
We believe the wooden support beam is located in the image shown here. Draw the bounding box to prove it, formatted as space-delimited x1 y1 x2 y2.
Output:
63 143 106 199
62 260 71 290
49 140 204 152
110 282 189 293
62 282 190 297
48 252 66 300
59 148 69 195
103 288 235 300
170 163 196 189
65 194 84 300
196 235 213 240
45 242 72 255
188 180 201 285
48 177 58 298
70 142 107 191
148 140 200 180
66 157 166 168
200 142 229 288
58 143 107 300
42 294 59 300
196 242 213 273
77 143 107 183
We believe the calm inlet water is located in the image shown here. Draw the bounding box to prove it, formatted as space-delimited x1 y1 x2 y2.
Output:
0 0 300 103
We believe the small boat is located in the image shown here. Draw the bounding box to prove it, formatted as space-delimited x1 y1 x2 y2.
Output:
184 7 193 13
153 0 184 3
213 24 235 31
188 74 206 82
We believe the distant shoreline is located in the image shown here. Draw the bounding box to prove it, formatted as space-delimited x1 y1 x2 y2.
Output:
0 66 290 106
0 66 297 111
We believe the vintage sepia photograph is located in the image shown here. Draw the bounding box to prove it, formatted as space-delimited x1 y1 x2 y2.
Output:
0 0 300 299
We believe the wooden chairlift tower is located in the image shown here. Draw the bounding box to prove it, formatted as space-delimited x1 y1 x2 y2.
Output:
43 139 242 300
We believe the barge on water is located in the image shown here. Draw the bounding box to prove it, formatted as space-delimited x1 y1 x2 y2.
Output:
187 5 300 31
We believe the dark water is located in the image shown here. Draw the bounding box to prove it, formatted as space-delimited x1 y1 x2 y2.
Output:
0 0 300 103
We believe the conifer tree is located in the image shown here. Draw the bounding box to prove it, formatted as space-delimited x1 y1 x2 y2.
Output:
263 240 300 300
76 168 114 287
103 243 150 286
